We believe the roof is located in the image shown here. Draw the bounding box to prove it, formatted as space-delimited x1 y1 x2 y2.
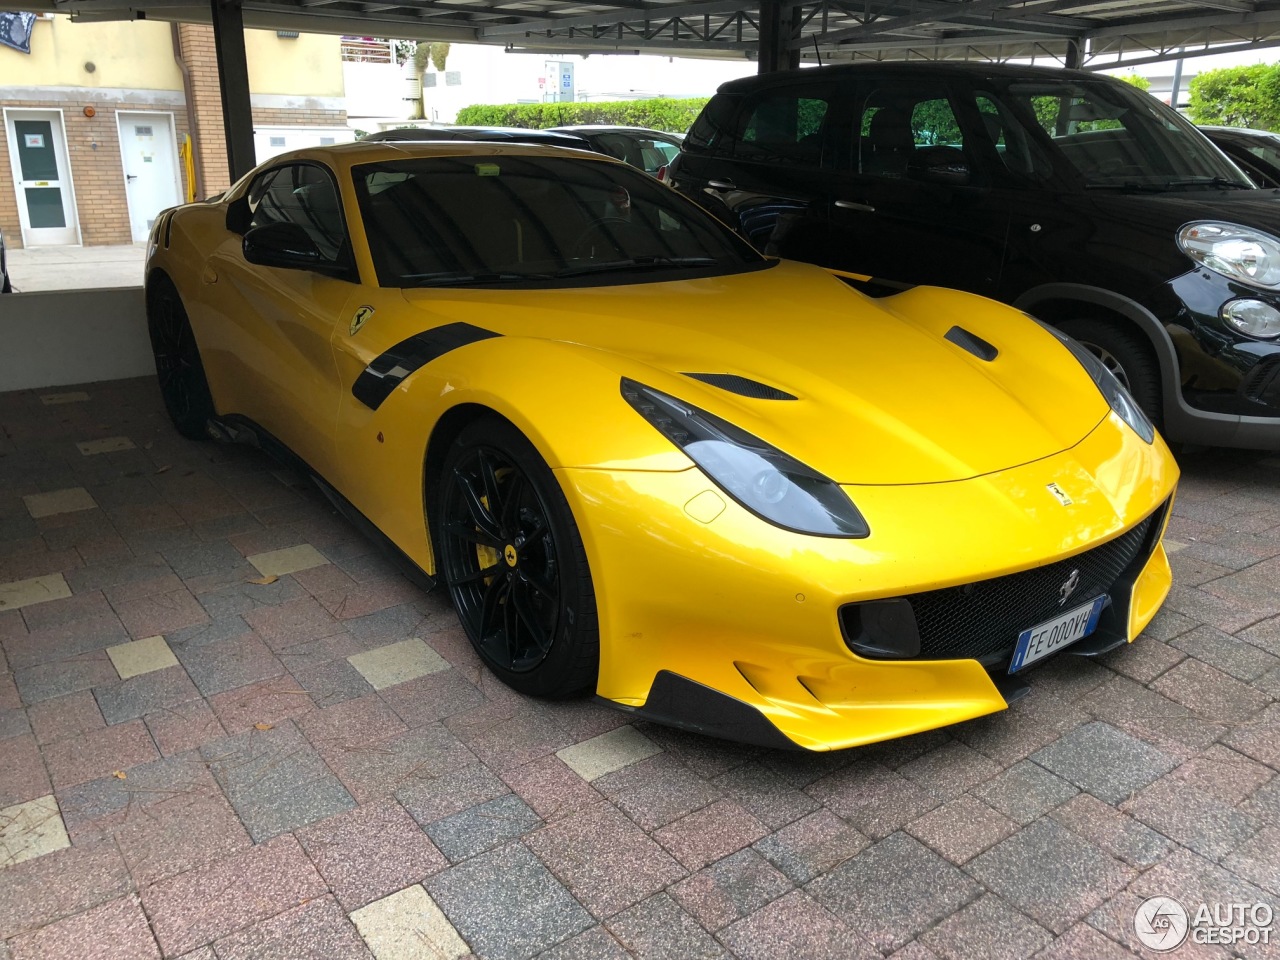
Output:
255 139 625 171
18 0 1280 70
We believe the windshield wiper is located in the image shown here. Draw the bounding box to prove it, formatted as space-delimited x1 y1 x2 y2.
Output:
1086 176 1253 192
401 271 554 288
552 256 719 279
1162 176 1253 190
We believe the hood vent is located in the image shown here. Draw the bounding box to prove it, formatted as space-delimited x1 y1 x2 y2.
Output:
944 326 999 362
683 372 797 400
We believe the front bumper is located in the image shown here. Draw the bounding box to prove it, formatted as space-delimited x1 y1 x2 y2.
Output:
561 412 1178 751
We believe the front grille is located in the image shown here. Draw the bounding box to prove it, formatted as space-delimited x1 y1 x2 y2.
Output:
892 507 1163 661
1240 357 1280 408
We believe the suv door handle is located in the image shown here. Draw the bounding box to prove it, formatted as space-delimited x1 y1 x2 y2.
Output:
707 179 736 191
835 199 875 213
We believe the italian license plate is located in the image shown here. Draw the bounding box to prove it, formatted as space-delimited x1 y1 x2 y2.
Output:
1009 595 1107 673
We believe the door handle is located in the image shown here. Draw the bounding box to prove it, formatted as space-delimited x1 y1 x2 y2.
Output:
126 174 138 182
707 179 736 191
835 199 875 213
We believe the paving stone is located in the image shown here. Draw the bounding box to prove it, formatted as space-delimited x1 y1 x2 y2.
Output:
426 843 594 960
918 894 1053 960
1226 702 1280 768
41 719 158 789
0 707 29 741
4 610 130 673
0 795 69 869
23 488 97 519
710 760 820 830
53 754 216 843
753 808 869 884
1171 624 1280 682
194 575 307 622
1102 635 1186 683
326 724 475 804
499 755 602 824
0 839 132 940
299 693 408 755
7 894 159 960
1030 722 1177 804
526 801 686 920
207 674 315 734
1151 657 1272 723
348 637 450 690
968 759 1079 825
906 794 1018 864
593 754 722 832
290 657 374 708
201 720 355 841
350 885 470 960
114 787 252 888
808 832 981 953
534 926 631 960
668 848 791 932
1081 675 1225 759
445 701 574 774
112 588 209 641
0 573 72 614
144 699 225 757
897 741 1004 801
140 833 327 957
373 667 483 725
1085 889 1234 960
966 819 1136 935
1167 744 1275 804
653 798 767 872
246 544 329 579
242 595 345 649
174 631 284 696
556 725 662 782
427 794 543 863
105 634 180 680
317 577 424 621
157 540 248 581
77 437 137 456
297 799 447 911
1049 793 1174 869
1030 923 1138 960
1121 773 1261 861
805 761 939 839
27 689 104 745
606 893 726 960
397 764 511 827
212 895 372 960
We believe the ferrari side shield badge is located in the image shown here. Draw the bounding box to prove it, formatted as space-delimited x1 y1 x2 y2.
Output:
1046 482 1073 506
350 305 374 336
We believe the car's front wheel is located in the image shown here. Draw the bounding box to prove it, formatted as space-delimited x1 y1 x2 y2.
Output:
436 416 599 698
147 274 216 441
1056 317 1162 428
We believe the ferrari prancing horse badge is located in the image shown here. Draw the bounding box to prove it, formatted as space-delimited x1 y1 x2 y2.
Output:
350 305 374 336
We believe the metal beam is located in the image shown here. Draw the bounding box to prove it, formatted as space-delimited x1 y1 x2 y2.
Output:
210 0 255 182
478 0 746 38
816 0 1058 44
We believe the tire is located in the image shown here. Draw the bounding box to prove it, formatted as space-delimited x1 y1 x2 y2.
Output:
146 275 216 441
1055 317 1163 428
435 416 599 698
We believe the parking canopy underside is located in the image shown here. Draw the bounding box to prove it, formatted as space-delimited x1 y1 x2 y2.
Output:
3 0 1279 70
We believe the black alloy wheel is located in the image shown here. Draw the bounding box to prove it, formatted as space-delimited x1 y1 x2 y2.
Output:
146 275 216 440
437 417 598 698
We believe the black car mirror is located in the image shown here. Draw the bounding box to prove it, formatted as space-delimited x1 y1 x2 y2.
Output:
242 222 323 270
225 195 251 234
907 148 972 186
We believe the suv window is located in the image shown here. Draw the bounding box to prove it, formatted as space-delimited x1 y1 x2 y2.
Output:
974 93 1054 180
852 86 968 179
247 163 348 262
726 87 833 165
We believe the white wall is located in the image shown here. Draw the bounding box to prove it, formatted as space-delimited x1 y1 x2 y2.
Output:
0 288 153 391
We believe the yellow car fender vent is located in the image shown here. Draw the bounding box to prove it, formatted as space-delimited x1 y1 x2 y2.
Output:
352 322 500 411
682 372 797 401
944 326 999 362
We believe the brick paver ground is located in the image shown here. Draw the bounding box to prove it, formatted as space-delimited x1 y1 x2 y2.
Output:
1 377 1278 959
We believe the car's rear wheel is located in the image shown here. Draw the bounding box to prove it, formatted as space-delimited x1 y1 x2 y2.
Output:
436 417 599 698
1056 317 1163 428
147 275 216 441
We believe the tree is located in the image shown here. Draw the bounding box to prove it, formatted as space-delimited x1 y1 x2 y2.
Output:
1188 63 1280 130
1119 73 1152 92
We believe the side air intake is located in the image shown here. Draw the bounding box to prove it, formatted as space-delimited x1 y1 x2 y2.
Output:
683 373 797 401
944 326 998 362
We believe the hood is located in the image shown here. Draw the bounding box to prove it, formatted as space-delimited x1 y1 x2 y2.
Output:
400 261 1113 485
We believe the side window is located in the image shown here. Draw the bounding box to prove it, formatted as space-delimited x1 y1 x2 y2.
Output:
247 163 348 263
974 92 1054 180
685 94 741 153
730 89 832 166
853 87 966 178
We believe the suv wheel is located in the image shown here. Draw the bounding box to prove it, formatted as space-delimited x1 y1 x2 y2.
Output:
1056 318 1162 428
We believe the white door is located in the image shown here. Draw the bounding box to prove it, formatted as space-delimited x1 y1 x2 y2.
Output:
117 112 181 242
4 109 80 246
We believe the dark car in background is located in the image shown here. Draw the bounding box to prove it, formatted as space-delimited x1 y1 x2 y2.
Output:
362 126 592 151
670 62 1280 449
549 125 683 176
1202 126 1280 189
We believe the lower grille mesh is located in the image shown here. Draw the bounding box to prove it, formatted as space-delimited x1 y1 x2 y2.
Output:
896 509 1161 661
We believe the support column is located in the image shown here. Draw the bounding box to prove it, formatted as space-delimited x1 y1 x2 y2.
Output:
210 0 256 182
1064 38 1082 70
758 1 800 74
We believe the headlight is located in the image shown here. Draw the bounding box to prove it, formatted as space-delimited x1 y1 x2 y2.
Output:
620 378 869 538
1055 335 1156 444
1177 222 1280 290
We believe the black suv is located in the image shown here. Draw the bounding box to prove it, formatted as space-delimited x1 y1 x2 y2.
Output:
671 62 1280 449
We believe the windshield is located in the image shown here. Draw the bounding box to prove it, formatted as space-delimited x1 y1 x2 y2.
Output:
981 78 1252 190
353 155 766 288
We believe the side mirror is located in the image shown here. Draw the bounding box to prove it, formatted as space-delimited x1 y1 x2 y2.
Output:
907 147 972 186
242 222 323 270
225 195 251 234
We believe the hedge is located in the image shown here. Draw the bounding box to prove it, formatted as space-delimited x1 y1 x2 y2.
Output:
454 97 710 133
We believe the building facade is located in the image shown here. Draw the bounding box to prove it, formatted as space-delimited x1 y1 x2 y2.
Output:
0 15 348 248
